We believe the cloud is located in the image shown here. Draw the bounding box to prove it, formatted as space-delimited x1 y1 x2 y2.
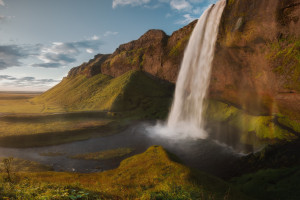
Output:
176 14 196 24
0 0 5 6
33 36 102 68
170 0 191 11
0 15 14 22
103 31 119 37
0 75 59 90
0 75 16 80
111 0 218 25
112 0 151 8
0 44 40 70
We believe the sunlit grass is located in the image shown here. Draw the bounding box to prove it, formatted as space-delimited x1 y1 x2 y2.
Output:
0 120 111 137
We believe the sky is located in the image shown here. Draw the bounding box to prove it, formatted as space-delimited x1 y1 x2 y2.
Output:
0 0 217 91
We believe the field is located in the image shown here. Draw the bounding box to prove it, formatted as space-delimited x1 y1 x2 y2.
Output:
0 92 127 148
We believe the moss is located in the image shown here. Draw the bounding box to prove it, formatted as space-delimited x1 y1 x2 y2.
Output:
169 34 191 57
267 37 300 91
205 100 297 142
277 116 300 133
227 0 234 6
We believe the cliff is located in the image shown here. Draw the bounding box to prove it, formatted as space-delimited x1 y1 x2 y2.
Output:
210 0 300 120
68 20 197 83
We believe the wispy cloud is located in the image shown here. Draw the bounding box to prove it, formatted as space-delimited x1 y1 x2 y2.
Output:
0 75 59 90
0 15 15 22
112 0 151 8
0 32 118 70
170 0 191 11
103 31 119 37
176 13 196 24
112 0 218 25
32 36 102 68
0 0 5 6
0 44 41 70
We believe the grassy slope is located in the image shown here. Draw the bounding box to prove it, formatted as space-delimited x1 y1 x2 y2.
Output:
33 70 173 118
0 146 251 200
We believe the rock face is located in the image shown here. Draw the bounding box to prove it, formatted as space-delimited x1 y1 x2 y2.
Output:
68 20 197 83
68 54 111 78
209 0 300 121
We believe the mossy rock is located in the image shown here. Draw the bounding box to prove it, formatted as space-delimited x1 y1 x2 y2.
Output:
205 100 298 145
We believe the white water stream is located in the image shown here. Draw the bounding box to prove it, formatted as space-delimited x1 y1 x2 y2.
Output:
152 0 226 139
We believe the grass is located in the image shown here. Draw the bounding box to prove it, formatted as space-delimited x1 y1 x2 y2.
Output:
69 148 134 160
0 120 125 148
205 100 298 143
0 157 52 172
0 93 45 113
231 166 300 200
0 146 251 200
33 70 173 119
0 119 111 137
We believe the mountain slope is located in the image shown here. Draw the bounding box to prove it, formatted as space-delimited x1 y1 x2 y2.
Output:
34 70 173 118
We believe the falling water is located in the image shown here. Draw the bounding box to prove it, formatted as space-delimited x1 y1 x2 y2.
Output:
165 0 226 139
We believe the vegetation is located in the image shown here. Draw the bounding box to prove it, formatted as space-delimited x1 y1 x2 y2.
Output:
0 157 52 173
0 119 111 137
169 34 191 57
231 166 300 200
33 70 173 119
0 146 251 199
267 37 300 91
0 92 45 113
205 100 297 144
70 148 134 160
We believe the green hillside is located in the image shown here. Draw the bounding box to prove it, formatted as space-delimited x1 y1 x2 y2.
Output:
34 70 173 118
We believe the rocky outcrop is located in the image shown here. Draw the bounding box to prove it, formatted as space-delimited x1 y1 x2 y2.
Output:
68 20 197 83
68 54 111 78
209 0 300 122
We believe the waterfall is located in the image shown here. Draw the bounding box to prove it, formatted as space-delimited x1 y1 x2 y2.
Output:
164 0 226 139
